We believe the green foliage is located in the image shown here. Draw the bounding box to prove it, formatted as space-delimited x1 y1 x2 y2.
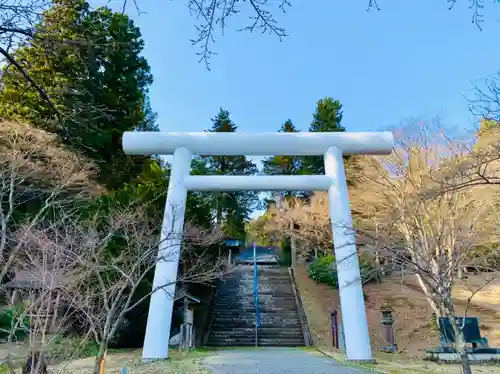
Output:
202 108 259 239
245 215 271 246
309 97 345 133
300 97 346 176
278 237 292 266
0 0 157 189
50 336 101 360
307 254 379 288
467 244 500 271
307 255 338 287
263 120 302 175
0 305 29 340
263 120 302 200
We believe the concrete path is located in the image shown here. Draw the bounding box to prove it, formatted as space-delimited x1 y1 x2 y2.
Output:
201 348 373 374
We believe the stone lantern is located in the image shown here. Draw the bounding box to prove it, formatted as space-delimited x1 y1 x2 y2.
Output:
380 300 397 353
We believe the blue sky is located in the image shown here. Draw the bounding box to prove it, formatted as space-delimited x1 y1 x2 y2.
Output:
121 0 500 136
101 0 500 216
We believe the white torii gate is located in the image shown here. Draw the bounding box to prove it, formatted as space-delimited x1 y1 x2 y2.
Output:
122 131 393 362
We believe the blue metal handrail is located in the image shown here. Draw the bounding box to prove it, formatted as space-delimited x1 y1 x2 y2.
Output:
253 242 260 346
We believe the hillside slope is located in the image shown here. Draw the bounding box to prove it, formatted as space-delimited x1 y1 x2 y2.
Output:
294 264 500 357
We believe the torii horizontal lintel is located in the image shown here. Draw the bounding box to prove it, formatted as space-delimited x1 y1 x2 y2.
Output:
184 175 331 191
122 131 394 156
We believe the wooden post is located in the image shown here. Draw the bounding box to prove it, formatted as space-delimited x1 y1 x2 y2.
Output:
183 297 189 350
178 324 184 352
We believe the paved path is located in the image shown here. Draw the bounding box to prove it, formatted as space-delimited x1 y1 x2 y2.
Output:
201 348 373 374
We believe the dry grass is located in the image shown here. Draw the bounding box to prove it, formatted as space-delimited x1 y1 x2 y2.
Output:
322 350 500 374
294 264 500 372
49 349 212 374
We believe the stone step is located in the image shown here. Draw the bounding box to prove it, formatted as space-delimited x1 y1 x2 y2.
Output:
219 279 292 284
213 305 298 312
209 327 304 336
208 334 305 342
219 275 291 280
215 294 296 300
216 291 295 297
214 300 296 306
210 314 300 322
216 288 293 294
206 337 305 347
208 332 305 339
226 266 289 273
213 304 298 311
217 280 293 285
215 294 295 299
207 265 305 348
214 297 296 307
217 282 293 287
217 285 294 291
209 320 302 329
215 295 295 301
221 274 291 279
212 307 300 314
210 318 301 327
214 305 298 310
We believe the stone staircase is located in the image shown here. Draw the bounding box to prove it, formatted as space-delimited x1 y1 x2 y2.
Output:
206 265 306 347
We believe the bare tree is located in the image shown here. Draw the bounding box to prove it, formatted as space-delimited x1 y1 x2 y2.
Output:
0 120 102 283
265 193 331 261
351 124 499 374
1 202 225 373
2 221 95 374
263 122 500 373
447 72 500 190
20 204 225 373
0 120 101 373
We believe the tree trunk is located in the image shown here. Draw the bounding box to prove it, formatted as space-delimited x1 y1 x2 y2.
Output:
374 248 383 281
415 273 442 317
450 317 473 374
460 350 473 374
23 351 47 374
94 346 107 374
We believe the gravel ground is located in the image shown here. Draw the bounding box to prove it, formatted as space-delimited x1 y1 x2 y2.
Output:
201 348 373 374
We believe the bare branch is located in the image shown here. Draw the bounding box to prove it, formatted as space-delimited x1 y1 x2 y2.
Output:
187 0 290 69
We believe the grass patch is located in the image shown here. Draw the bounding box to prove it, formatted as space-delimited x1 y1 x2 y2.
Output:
49 348 212 374
320 350 500 374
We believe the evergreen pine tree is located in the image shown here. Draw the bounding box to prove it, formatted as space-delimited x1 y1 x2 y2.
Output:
203 108 258 239
262 119 302 201
0 0 157 189
301 97 345 175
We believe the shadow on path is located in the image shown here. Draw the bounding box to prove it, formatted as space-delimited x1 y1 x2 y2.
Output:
201 348 373 374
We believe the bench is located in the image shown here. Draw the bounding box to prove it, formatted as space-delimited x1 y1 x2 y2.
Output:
425 317 500 363
438 316 489 349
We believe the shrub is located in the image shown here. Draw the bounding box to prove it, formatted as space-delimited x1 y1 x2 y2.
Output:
0 305 29 340
50 336 100 361
278 237 292 266
307 254 338 287
307 254 379 288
